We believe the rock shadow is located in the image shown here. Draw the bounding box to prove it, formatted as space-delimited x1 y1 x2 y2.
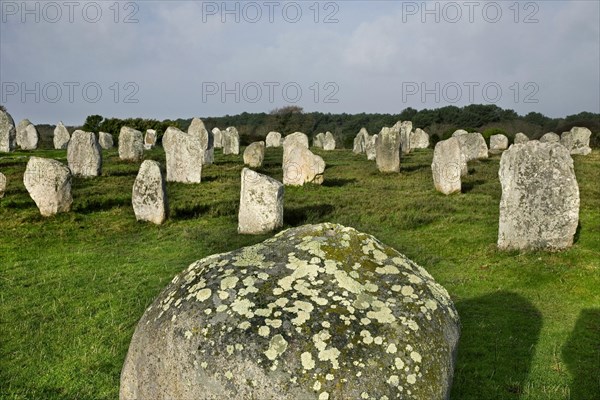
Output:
461 180 486 193
451 291 542 399
322 178 357 188
73 196 130 214
284 204 334 226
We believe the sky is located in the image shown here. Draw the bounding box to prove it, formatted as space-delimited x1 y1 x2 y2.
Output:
1 0 599 125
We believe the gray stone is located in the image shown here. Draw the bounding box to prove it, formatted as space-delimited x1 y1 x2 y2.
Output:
119 126 144 161
489 134 509 153
455 132 488 162
283 141 325 186
498 141 580 250
561 127 592 155
213 128 223 149
410 128 430 149
0 172 6 198
395 121 413 155
99 132 114 150
144 129 157 150
188 118 213 164
53 122 70 149
16 119 39 150
323 132 336 151
243 141 265 168
539 132 560 143
366 134 378 161
313 132 325 148
0 109 16 152
162 127 203 183
375 127 401 173
120 223 460 400
432 138 462 195
283 132 309 151
353 128 370 154
223 127 240 155
265 131 282 148
67 130 102 177
238 168 284 234
23 157 72 216
132 160 168 225
514 132 529 144
452 129 468 137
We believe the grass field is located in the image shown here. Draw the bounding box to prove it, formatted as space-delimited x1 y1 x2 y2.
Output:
1 145 599 400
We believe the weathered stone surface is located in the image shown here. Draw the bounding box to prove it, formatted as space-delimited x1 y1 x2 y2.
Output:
432 138 462 195
188 118 213 164
120 223 460 400
410 128 430 149
119 127 144 161
238 168 284 234
283 137 325 186
539 132 560 143
16 119 39 150
498 142 579 251
132 160 168 225
0 172 6 198
366 134 378 161
313 133 325 149
561 127 592 155
265 131 282 148
0 109 16 152
375 127 401 173
99 132 114 150
514 132 529 144
67 130 102 177
395 121 413 155
283 132 309 151
144 129 157 150
353 128 370 154
322 132 336 151
455 132 488 161
53 122 70 149
243 141 265 168
223 127 240 155
23 157 72 216
213 128 223 149
162 127 203 183
452 129 468 137
489 134 509 153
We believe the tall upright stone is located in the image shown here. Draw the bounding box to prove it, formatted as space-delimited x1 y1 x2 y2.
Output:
353 128 370 154
265 131 282 148
144 129 157 150
212 128 223 149
99 132 114 150
53 121 70 149
514 132 529 144
375 127 401 173
23 157 72 216
67 130 102 177
455 132 488 161
0 108 16 152
16 119 39 150
394 121 413 155
313 132 325 148
431 138 462 195
489 134 509 153
366 134 377 161
243 141 265 168
323 131 336 151
498 141 579 250
188 118 213 164
132 160 168 225
410 128 430 149
283 139 325 186
238 168 284 234
119 126 144 161
223 127 240 155
282 132 309 151
561 127 592 155
539 132 560 143
0 172 6 198
162 126 203 183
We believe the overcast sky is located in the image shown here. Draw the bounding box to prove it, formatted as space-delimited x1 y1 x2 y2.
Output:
1 0 599 125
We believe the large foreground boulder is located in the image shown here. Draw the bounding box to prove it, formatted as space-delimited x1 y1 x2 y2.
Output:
561 127 592 155
67 130 102 177
432 138 462 195
16 119 39 150
120 223 460 400
375 127 401 172
238 168 284 234
132 160 168 225
54 122 71 149
498 142 579 250
23 157 72 216
162 127 203 183
0 109 16 152
119 127 144 161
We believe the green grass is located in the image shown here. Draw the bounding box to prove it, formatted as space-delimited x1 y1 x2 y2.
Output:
1 146 599 400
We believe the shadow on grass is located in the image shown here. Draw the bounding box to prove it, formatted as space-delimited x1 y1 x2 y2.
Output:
170 203 211 220
573 222 582 244
462 180 486 193
562 309 600 399
401 164 429 173
73 196 130 213
322 178 357 188
451 291 542 399
103 169 138 177
284 204 334 226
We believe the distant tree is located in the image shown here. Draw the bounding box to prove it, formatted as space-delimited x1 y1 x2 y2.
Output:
270 105 303 115
82 115 103 132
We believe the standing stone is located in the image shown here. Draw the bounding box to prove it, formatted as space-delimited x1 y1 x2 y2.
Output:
243 141 265 168
353 128 370 154
452 129 468 137
0 172 6 198
395 121 413 155
561 127 592 155
283 144 325 186
119 126 144 161
188 119 213 164
313 132 325 148
99 132 114 150
162 127 203 183
489 134 509 153
323 131 336 151
375 127 401 173
265 131 282 148
0 108 16 152
238 168 284 234
498 142 579 250
431 138 462 195
366 134 377 161
410 128 430 149
514 132 529 144
67 130 102 177
144 129 157 150
213 128 223 149
132 160 168 225
16 119 39 150
23 157 72 216
283 132 309 151
455 132 488 162
539 132 560 143
53 121 70 149
120 223 460 400
223 127 240 155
